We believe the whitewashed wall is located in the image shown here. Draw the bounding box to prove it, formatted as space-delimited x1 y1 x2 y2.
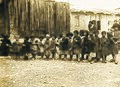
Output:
70 12 120 32
70 13 90 32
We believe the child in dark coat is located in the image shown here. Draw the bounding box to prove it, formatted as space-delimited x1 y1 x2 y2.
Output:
81 30 91 61
1 35 11 56
22 37 31 60
100 31 109 63
70 30 81 61
30 39 39 60
107 27 119 64
88 31 101 63
59 32 69 60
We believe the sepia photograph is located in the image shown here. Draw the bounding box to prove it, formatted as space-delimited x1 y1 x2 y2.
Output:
0 0 120 87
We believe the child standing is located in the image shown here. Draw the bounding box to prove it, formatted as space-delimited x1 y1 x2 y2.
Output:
81 30 91 61
38 37 44 58
30 38 39 60
100 31 109 63
50 35 57 59
55 34 62 59
12 39 22 60
108 26 119 64
70 30 81 61
66 32 73 61
22 37 31 60
43 34 51 60
89 31 101 63
59 32 69 60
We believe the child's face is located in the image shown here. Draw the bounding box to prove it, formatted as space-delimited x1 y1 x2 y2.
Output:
69 36 72 39
102 33 106 37
84 32 87 36
46 36 49 39
40 38 43 41
58 36 60 39
52 36 55 40
31 38 34 41
95 33 98 36
63 34 66 37
114 27 118 31
74 33 78 36
16 40 19 44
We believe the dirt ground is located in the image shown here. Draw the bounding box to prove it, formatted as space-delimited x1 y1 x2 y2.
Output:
0 55 120 87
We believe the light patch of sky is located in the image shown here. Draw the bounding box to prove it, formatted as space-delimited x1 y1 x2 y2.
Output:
55 0 120 10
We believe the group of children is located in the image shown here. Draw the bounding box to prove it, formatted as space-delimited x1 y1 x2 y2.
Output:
9 27 120 64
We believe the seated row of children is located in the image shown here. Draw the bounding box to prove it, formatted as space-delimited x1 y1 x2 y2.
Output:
11 28 119 64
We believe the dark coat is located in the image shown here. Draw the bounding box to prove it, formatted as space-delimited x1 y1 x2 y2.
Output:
22 40 31 54
71 36 81 54
60 37 69 51
1 38 11 56
72 36 81 48
91 36 101 52
12 42 22 53
100 37 109 56
107 32 118 55
81 36 95 54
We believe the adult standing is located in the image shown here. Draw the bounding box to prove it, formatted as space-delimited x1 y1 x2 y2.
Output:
1 35 11 56
88 20 97 34
109 25 120 64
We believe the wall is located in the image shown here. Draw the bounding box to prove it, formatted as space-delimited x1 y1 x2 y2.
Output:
8 0 70 37
0 2 7 34
70 12 120 32
70 13 90 32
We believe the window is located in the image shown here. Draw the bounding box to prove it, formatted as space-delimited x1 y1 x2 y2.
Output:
75 15 80 27
97 21 101 30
